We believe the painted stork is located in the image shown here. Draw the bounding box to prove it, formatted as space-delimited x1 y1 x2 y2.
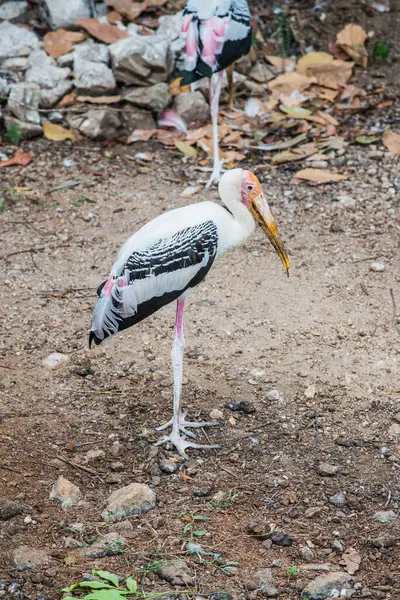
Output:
89 169 289 458
180 0 252 188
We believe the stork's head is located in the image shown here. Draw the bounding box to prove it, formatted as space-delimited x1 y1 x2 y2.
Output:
219 169 290 276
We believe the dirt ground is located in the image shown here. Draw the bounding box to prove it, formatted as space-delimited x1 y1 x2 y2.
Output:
1 1 400 600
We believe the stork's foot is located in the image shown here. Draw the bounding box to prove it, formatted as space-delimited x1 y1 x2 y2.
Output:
156 410 218 439
205 164 223 188
155 431 220 459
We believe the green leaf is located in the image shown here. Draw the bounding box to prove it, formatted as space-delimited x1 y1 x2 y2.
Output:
193 515 210 521
355 135 380 145
61 584 79 593
79 582 115 590
280 105 312 117
92 571 120 588
372 40 389 63
52 180 81 191
125 577 137 593
174 140 197 158
0 199 4 212
81 590 127 600
193 530 208 537
183 523 192 536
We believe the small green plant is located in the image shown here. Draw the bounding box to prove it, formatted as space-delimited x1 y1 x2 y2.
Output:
287 565 298 582
207 491 239 511
212 560 240 576
372 40 390 63
72 195 97 207
5 124 23 144
180 510 210 538
0 199 3 212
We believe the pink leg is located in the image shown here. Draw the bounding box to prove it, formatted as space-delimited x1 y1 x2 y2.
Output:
206 71 224 188
155 295 220 458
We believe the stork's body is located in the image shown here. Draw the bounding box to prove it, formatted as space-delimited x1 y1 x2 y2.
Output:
180 0 252 187
90 169 290 457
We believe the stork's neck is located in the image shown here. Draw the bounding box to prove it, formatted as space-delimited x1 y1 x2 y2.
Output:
217 189 256 255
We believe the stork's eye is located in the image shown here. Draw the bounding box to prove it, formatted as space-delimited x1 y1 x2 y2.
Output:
247 185 254 191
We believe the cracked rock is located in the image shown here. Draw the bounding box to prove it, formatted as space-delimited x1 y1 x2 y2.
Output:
0 499 23 520
110 34 173 85
7 82 40 123
40 80 73 107
74 39 110 64
301 572 353 600
124 82 171 112
67 108 121 140
84 532 127 558
0 21 39 60
174 91 209 125
102 482 156 521
43 0 91 29
25 63 70 91
156 559 192 586
74 58 116 95
372 510 397 524
0 1 27 20
49 476 82 508
12 546 49 571
4 115 43 139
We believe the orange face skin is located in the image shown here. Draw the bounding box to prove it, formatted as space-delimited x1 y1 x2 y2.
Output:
241 170 290 276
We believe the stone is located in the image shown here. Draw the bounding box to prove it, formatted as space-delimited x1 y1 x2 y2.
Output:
304 384 316 399
42 352 70 369
73 58 116 94
270 531 293 546
208 593 232 600
301 572 353 599
124 82 171 112
111 461 124 472
0 499 22 520
74 39 109 64
174 91 209 125
248 569 278 596
247 520 272 540
121 107 156 132
329 491 347 508
194 486 213 497
4 115 43 139
106 473 122 485
372 510 397 524
264 389 284 404
249 62 275 83
86 449 105 462
25 63 70 90
157 12 185 59
67 108 121 140
102 482 156 521
40 80 73 108
0 21 39 60
299 546 315 562
0 1 27 20
156 559 192 586
388 423 400 437
57 52 75 67
110 34 173 85
370 262 385 272
11 546 49 571
159 459 178 474
317 462 339 477
7 82 40 124
49 476 82 508
84 532 126 558
371 534 396 548
337 195 356 208
2 56 28 69
109 519 134 533
44 0 91 29
209 408 224 420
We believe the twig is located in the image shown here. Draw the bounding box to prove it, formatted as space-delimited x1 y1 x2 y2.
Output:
389 289 400 338
56 453 104 482
0 464 23 474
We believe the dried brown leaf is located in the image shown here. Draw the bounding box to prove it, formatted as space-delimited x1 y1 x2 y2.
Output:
268 72 315 97
42 121 78 141
105 0 148 21
127 128 157 143
75 18 130 44
43 28 87 58
294 168 348 184
265 55 295 70
340 547 361 575
382 129 400 154
0 151 32 168
337 24 368 67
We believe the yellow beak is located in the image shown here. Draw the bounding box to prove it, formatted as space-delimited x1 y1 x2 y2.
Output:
249 193 290 276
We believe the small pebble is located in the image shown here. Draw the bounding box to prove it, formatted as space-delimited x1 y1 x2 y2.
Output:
371 534 396 548
42 353 70 370
194 486 213 497
317 462 339 477
370 262 385 272
225 401 255 413
159 459 178 474
298 546 314 562
209 409 223 420
111 461 124 472
329 491 347 508
372 510 397 524
270 531 292 546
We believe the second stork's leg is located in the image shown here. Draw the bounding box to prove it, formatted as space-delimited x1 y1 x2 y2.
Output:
156 296 220 458
226 63 235 110
206 71 224 188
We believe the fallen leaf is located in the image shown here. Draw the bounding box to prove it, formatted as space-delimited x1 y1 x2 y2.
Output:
64 555 77 565
180 185 202 198
107 10 123 24
265 55 295 70
157 129 185 146
340 548 361 575
280 106 312 118
337 24 368 67
127 128 157 143
356 135 381 145
328 42 349 61
105 0 154 21
174 140 198 158
179 472 193 482
268 71 315 96
76 95 122 104
272 143 318 165
59 92 76 107
339 84 367 102
297 53 353 90
316 111 339 126
0 151 32 168
382 129 400 154
75 18 130 44
294 168 348 184
42 121 78 141
169 77 190 96
298 51 334 67
43 28 87 58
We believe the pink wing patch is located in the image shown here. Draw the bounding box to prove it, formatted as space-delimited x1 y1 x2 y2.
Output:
181 13 199 72
200 16 229 69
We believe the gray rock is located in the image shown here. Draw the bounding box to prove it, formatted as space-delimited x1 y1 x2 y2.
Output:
110 34 173 85
11 546 49 571
388 423 400 437
67 108 121 140
44 0 91 29
0 21 39 60
84 532 126 558
174 91 209 125
74 38 110 64
0 1 27 20
270 531 292 546
301 572 353 599
249 62 275 83
370 262 385 272
102 482 156 521
247 568 278 596
159 459 178 474
49 475 82 508
27 49 53 68
121 107 156 132
298 546 315 562
208 593 232 600
106 473 122 485
156 559 192 586
25 63 70 90
7 82 40 123
157 12 185 58
74 58 116 95
0 499 22 520
317 462 339 477
4 115 42 138
111 461 124 472
372 510 397 524
57 52 75 67
371 534 396 548
329 491 347 508
194 486 213 497
40 80 73 108
86 449 105 462
42 352 70 369
264 389 284 404
1 56 28 70
109 519 134 533
124 82 171 112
